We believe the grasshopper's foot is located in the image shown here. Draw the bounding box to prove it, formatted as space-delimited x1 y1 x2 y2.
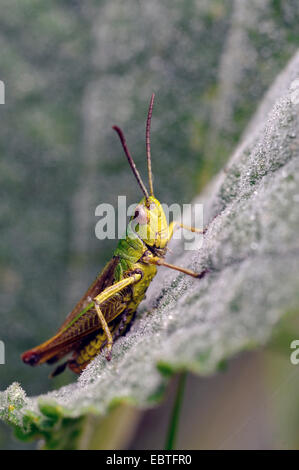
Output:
195 268 209 279
105 342 113 361
105 351 112 361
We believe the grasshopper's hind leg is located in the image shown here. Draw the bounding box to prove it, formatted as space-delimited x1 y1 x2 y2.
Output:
93 272 142 360
94 302 113 360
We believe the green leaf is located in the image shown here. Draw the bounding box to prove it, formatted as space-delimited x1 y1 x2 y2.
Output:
1 49 299 448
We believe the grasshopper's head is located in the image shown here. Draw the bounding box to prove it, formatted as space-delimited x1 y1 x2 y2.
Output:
113 94 169 250
130 196 168 249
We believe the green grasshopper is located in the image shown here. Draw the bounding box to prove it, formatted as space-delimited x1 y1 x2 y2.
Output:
22 94 207 376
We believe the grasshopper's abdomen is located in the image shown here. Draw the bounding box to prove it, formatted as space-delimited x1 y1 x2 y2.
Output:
67 257 158 373
68 309 135 373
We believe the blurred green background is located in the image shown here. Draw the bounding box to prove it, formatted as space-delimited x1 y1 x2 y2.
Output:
1 0 299 449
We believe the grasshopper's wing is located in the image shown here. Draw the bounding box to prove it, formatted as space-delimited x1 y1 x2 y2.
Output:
22 256 120 366
57 256 119 332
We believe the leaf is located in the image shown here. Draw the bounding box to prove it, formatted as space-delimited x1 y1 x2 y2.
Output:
1 50 299 448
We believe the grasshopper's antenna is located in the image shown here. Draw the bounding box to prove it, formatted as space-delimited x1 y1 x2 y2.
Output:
146 93 155 196
112 125 149 199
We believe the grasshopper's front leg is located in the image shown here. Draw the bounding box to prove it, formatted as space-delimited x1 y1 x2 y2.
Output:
167 221 206 241
93 272 142 360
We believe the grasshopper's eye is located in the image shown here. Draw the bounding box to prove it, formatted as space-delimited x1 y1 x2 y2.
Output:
134 206 147 224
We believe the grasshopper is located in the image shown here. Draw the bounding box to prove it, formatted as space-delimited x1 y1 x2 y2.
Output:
22 94 207 376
